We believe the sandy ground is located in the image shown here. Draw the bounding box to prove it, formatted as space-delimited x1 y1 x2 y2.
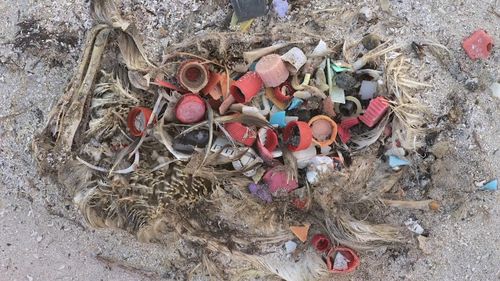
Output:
1 0 499 280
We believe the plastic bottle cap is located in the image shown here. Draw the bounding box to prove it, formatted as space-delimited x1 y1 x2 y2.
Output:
230 71 263 103
283 121 313 152
255 54 290 87
308 115 338 147
224 122 257 146
263 166 299 194
273 81 294 103
256 128 278 163
127 107 155 137
175 94 206 124
311 234 331 253
326 247 360 273
177 60 209 93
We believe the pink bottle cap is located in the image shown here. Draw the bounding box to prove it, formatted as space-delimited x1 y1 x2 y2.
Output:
175 94 207 124
255 54 290 87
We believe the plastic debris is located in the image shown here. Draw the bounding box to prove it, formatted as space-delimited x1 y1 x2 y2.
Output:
404 218 424 235
127 107 155 137
231 0 268 22
283 121 313 151
311 40 330 57
480 179 498 191
293 144 317 169
175 94 206 124
233 148 263 177
224 122 257 146
311 234 331 252
490 82 500 99
331 63 350 73
273 81 294 102
281 47 307 74
337 126 351 144
341 117 360 129
172 129 210 154
335 72 358 91
287 97 303 110
284 240 297 254
272 0 289 18
290 224 310 242
326 247 360 273
306 156 334 184
176 60 209 93
248 183 272 203
308 115 338 147
462 29 494 60
230 71 263 103
256 127 279 162
256 54 290 87
358 97 389 127
270 111 287 128
359 80 378 100
263 166 299 193
388 155 410 169
330 86 346 104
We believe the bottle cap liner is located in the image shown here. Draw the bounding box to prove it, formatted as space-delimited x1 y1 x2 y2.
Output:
175 94 207 124
255 54 290 87
283 121 313 152
230 71 263 103
177 60 209 93
326 247 360 273
224 122 257 146
127 107 155 137
308 115 338 147
358 96 389 127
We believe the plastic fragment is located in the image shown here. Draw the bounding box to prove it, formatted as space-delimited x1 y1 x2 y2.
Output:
331 63 350 73
490 82 500 99
176 60 209 93
281 47 307 74
404 218 424 235
388 155 410 168
127 107 155 137
337 126 351 144
335 72 358 91
480 179 498 191
287 98 303 110
272 0 289 18
289 224 310 242
255 54 290 87
175 94 206 124
263 166 299 194
358 96 389 127
248 183 272 203
270 111 287 128
341 117 359 129
231 0 268 22
326 247 360 273
283 121 313 151
330 86 346 104
224 122 257 146
311 40 330 57
311 234 331 252
284 240 297 254
256 128 278 162
359 80 378 100
462 29 494 60
230 71 263 103
306 156 334 184
233 148 263 177
293 144 317 169
273 81 294 102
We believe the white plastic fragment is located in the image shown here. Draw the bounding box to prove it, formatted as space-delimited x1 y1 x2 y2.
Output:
292 144 317 169
232 148 263 177
281 47 307 74
490 82 500 99
310 40 330 57
284 240 297 254
306 156 334 184
333 252 350 271
359 80 378 100
404 218 424 235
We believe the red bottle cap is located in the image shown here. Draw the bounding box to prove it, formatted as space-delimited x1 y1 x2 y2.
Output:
127 107 155 137
177 60 209 93
175 94 207 124
283 121 313 151
224 122 257 146
326 247 360 273
273 81 294 103
462 29 494 60
358 97 389 127
263 166 299 193
230 71 263 103
256 128 279 163
311 234 331 253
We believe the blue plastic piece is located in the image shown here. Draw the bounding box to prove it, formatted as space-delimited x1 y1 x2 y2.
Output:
270 111 287 128
481 179 498 191
249 61 257 71
287 98 303 110
388 155 410 168
272 0 289 18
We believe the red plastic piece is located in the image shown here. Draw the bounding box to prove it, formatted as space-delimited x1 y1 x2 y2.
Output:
230 72 263 103
127 107 155 137
256 128 279 163
283 121 313 152
311 234 331 253
273 81 294 103
292 198 308 210
263 166 299 193
175 94 206 124
224 122 257 146
462 29 494 60
155 78 183 92
340 117 359 129
358 97 389 127
326 247 360 274
337 126 351 144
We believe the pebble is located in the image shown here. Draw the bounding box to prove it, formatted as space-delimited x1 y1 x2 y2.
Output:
464 78 479 92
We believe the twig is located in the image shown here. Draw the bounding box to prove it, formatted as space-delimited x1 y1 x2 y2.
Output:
94 254 161 280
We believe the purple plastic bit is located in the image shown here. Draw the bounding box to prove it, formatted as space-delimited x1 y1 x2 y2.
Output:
248 183 273 203
273 0 289 18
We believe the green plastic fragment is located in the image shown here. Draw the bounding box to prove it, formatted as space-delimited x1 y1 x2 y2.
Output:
331 63 350 73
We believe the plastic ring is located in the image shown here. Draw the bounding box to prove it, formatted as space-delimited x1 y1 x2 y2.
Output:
308 115 338 147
